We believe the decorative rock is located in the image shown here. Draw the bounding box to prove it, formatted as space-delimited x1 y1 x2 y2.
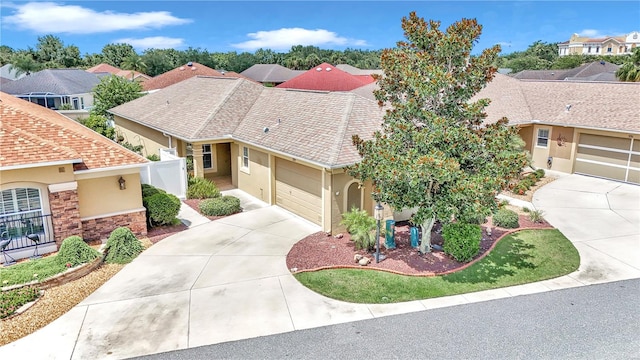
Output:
354 254 363 263
334 233 344 239
358 257 370 266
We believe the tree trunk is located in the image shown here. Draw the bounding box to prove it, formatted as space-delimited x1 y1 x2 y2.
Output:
418 216 436 254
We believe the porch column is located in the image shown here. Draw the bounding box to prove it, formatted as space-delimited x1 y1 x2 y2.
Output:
48 182 82 247
192 144 205 178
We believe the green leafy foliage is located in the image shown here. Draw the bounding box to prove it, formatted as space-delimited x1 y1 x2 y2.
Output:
494 209 520 228
91 74 144 120
442 223 482 262
1 286 41 319
348 13 529 254
56 235 100 267
141 183 163 198
187 177 220 199
144 191 181 227
146 154 161 161
199 196 242 216
78 113 115 139
0 256 65 287
340 208 377 251
616 47 640 82
104 227 144 264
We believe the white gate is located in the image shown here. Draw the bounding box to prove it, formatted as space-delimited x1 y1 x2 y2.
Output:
140 149 187 199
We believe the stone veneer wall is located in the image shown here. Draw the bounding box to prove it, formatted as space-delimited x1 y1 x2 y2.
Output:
49 189 82 247
81 209 147 241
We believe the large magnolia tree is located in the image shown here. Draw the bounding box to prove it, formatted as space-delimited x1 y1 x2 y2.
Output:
349 13 529 254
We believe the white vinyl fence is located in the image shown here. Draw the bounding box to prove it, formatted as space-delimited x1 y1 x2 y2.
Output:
140 148 187 199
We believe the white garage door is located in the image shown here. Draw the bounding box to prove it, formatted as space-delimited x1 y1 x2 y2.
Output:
275 158 322 224
575 134 639 184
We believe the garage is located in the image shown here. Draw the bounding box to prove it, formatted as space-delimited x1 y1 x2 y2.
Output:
574 133 639 184
275 158 323 224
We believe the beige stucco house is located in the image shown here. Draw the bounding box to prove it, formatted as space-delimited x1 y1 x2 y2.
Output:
478 74 640 184
110 76 384 233
0 92 148 261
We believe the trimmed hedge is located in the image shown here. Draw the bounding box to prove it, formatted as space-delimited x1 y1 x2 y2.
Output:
56 235 100 267
144 192 181 226
187 177 220 199
442 223 482 262
494 208 520 228
141 183 163 198
104 227 144 264
199 196 242 216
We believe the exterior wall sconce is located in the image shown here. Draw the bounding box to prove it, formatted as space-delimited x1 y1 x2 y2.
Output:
118 176 126 190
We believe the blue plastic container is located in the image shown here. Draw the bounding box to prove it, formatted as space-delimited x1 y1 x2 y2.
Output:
410 226 419 248
385 219 396 249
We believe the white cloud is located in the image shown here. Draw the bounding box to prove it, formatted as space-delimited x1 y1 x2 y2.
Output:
114 36 185 50
2 2 191 34
578 29 605 38
496 41 513 48
231 28 368 51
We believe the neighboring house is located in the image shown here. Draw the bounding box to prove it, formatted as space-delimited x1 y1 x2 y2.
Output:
558 31 640 56
0 92 149 262
0 69 103 110
476 74 640 184
0 64 27 83
142 62 248 92
240 64 304 86
276 63 376 91
335 64 384 76
512 61 620 81
110 76 384 232
86 63 151 82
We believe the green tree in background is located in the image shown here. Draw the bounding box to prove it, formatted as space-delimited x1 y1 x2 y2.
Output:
616 47 640 82
349 12 528 254
101 43 137 68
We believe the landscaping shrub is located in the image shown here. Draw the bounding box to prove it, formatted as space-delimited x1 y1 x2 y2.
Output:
146 154 160 161
56 236 100 267
442 223 482 262
104 227 144 264
144 192 181 226
199 196 242 216
494 208 520 228
1 285 40 319
340 208 376 251
187 177 220 199
529 209 545 223
534 168 545 179
141 183 164 198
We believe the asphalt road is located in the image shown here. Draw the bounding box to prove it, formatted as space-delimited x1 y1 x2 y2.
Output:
133 279 640 360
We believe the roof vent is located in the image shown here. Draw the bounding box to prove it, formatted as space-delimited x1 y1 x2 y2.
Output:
566 104 572 111
187 62 193 67
221 71 225 75
326 67 332 71
600 60 605 65
316 67 322 71
263 127 269 133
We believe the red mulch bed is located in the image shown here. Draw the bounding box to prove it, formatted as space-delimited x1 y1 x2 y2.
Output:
286 215 553 276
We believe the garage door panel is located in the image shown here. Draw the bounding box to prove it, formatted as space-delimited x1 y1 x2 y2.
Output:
275 158 322 225
575 134 638 184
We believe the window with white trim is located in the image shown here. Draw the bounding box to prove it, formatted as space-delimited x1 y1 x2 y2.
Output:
242 146 250 170
202 144 213 169
537 129 550 147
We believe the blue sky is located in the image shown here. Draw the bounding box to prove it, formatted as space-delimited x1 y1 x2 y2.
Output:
1 1 639 56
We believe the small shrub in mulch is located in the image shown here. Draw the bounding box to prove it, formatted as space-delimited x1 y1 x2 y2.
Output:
494 208 520 228
56 235 100 267
187 177 221 199
104 227 144 264
442 223 482 262
199 196 242 216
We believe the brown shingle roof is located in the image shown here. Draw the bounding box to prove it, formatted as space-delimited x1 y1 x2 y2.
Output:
111 76 383 167
477 74 640 133
0 92 148 170
141 62 249 91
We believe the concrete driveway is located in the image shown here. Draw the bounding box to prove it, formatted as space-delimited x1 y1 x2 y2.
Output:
2 178 639 359
532 174 640 284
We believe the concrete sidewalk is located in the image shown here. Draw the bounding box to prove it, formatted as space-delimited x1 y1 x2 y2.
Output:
1 176 638 359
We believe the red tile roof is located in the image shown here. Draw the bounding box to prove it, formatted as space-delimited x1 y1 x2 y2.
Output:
86 63 150 82
0 92 148 170
142 62 249 91
86 63 121 74
276 63 375 91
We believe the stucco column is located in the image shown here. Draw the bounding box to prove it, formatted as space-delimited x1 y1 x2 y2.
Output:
192 145 205 178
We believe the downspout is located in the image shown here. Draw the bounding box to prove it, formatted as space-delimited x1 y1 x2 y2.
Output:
163 133 173 148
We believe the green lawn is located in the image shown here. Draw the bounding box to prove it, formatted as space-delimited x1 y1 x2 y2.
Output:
294 229 579 304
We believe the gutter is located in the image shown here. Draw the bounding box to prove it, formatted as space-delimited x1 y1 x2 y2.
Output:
522 120 640 135
0 159 82 172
